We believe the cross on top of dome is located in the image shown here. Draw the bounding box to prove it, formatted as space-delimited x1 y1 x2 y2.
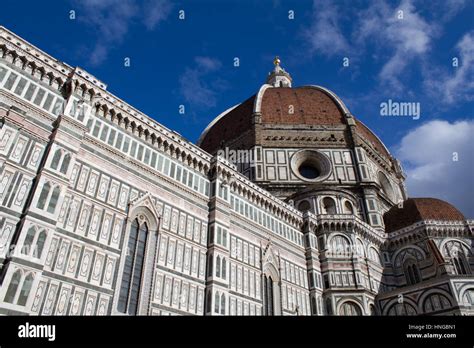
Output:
267 56 292 88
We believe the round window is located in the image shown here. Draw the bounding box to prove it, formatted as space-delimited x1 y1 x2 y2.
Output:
290 150 332 183
298 163 320 179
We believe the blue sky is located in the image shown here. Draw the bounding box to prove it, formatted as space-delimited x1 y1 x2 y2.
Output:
1 0 473 216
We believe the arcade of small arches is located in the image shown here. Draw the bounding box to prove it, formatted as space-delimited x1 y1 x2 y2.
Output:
297 195 356 216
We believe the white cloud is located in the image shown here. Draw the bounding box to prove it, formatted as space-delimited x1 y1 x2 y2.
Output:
396 120 474 217
179 57 228 110
303 0 350 57
143 0 173 30
302 0 441 91
424 31 474 105
438 0 468 21
356 0 437 91
74 0 172 65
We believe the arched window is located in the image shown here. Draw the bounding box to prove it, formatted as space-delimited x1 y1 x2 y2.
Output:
322 197 336 214
387 302 417 316
423 293 451 313
222 231 227 246
264 275 274 315
222 258 226 279
462 289 474 305
47 186 61 214
35 230 47 259
343 201 354 214
60 153 71 174
298 200 311 212
50 149 62 170
368 247 382 265
404 259 421 285
311 297 317 315
214 292 220 313
443 241 472 275
220 294 226 315
330 235 350 257
453 251 470 275
216 228 222 244
20 226 47 259
118 219 148 315
36 182 51 210
22 227 36 255
216 255 221 278
4 270 21 303
17 273 34 306
339 301 362 316
207 255 213 277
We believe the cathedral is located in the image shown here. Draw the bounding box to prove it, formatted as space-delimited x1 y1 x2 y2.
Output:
0 26 472 316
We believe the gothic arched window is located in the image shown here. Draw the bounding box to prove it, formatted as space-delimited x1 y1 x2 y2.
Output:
264 275 275 315
216 255 221 278
330 235 350 257
47 186 61 214
339 301 362 316
118 219 149 315
443 241 472 276
387 302 417 316
36 182 51 210
60 153 71 174
50 149 62 170
3 270 34 306
21 226 47 259
220 294 226 315
403 259 421 285
453 251 470 275
214 292 220 313
423 293 451 313
35 231 47 259
17 274 34 306
311 296 317 315
4 270 21 303
221 258 227 279
22 227 36 255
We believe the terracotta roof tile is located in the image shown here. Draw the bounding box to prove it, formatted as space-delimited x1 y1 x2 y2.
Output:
260 87 345 125
199 95 255 153
383 198 465 233
199 86 392 160
355 120 391 159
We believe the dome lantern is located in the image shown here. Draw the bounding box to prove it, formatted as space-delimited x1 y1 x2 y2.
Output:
266 56 292 88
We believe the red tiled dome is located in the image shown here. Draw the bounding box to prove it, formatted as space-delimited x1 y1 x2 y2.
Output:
259 87 345 125
198 85 390 160
383 198 465 233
